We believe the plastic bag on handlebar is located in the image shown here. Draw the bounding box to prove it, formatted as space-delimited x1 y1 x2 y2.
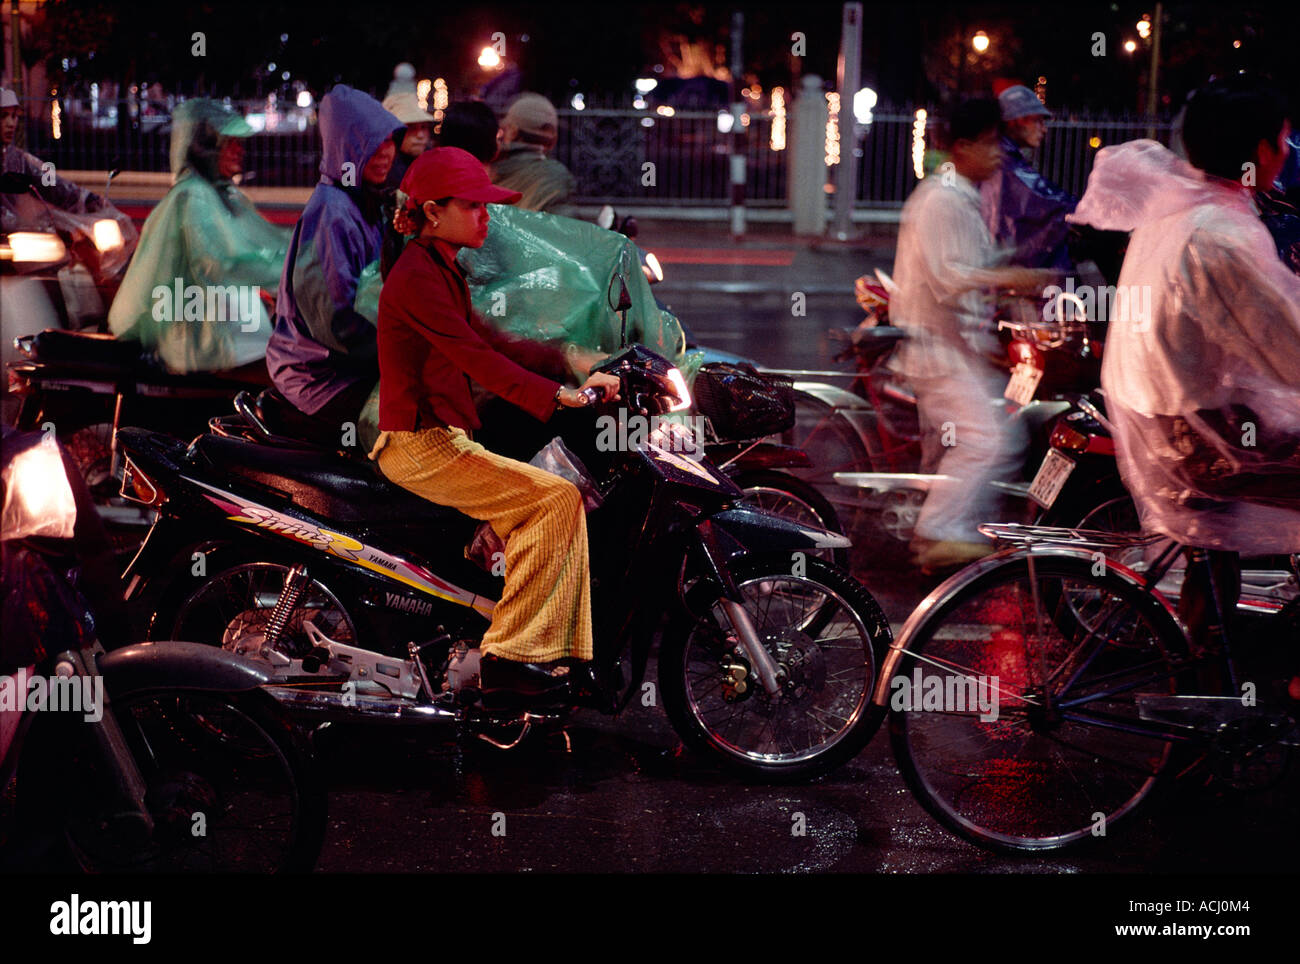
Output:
464 436 603 572
529 437 604 511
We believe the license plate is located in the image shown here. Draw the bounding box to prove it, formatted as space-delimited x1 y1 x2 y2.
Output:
1028 450 1076 509
1004 362 1043 407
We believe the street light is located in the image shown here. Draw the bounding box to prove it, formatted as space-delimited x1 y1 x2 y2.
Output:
853 87 877 126
1137 18 1151 39
1124 39 1138 54
972 31 990 53
477 47 502 69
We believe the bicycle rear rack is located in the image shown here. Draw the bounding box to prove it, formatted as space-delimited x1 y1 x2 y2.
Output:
977 522 1162 552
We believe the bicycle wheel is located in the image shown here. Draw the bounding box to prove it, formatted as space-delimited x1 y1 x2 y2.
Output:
889 553 1193 852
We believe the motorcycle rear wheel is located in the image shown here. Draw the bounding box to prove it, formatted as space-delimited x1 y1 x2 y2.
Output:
660 552 892 782
152 556 359 656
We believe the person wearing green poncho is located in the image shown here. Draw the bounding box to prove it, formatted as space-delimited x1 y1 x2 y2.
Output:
107 99 290 377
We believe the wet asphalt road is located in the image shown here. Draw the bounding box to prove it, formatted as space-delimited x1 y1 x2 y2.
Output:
309 230 1298 876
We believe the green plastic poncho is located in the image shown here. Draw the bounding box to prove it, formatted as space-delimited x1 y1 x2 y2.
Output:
107 100 291 373
352 205 701 451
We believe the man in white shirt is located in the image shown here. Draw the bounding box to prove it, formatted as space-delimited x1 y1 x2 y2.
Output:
890 98 1055 571
1097 76 1299 687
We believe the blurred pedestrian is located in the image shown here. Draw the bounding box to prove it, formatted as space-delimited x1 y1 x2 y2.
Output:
890 98 1056 572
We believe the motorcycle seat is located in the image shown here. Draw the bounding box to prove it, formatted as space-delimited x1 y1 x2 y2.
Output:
852 325 907 363
189 431 472 530
21 328 147 370
14 329 259 391
254 388 356 454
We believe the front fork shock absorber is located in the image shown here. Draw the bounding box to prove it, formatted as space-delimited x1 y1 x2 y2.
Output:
263 564 310 656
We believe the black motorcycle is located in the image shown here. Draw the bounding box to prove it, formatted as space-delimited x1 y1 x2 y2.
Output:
115 343 890 781
0 426 325 872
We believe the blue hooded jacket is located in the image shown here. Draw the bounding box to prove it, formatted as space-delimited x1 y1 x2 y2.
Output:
265 86 402 415
980 134 1078 271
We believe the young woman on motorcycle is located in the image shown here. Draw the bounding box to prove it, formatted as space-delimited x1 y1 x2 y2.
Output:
370 148 620 701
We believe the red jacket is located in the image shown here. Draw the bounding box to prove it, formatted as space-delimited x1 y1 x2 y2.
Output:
377 237 565 432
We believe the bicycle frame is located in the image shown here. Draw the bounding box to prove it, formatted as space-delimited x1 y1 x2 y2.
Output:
872 525 1253 747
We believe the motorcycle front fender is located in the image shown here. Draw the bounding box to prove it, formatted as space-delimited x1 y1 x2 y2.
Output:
1010 399 1072 435
711 441 813 471
707 506 851 553
96 642 276 696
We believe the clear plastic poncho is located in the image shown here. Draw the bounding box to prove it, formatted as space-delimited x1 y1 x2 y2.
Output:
1080 140 1300 553
106 100 291 373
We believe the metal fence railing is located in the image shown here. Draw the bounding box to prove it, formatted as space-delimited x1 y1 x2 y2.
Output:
19 93 1172 206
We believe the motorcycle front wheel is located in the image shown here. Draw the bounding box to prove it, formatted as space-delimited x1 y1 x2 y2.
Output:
660 551 892 782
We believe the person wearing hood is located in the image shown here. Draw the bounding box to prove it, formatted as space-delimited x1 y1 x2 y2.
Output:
264 85 402 428
381 91 436 193
489 93 575 216
980 84 1077 271
1092 75 1300 693
106 99 290 376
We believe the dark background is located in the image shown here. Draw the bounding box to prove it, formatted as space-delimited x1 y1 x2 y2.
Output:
31 0 1300 114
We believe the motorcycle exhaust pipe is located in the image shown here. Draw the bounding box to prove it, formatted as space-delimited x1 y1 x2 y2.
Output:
261 685 458 724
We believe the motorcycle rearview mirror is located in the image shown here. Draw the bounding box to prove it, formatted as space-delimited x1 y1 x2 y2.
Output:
596 204 616 231
608 274 633 347
103 157 122 199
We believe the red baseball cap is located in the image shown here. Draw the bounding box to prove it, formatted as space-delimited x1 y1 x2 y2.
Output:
400 147 522 205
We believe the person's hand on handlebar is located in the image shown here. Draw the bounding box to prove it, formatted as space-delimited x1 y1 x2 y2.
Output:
558 372 621 407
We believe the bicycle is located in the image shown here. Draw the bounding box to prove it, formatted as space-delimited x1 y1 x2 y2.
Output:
872 523 1300 853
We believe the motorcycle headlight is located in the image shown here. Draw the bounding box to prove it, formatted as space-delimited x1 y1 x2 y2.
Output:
92 218 124 252
2 232 67 264
665 367 692 412
642 252 664 283
1 436 77 541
